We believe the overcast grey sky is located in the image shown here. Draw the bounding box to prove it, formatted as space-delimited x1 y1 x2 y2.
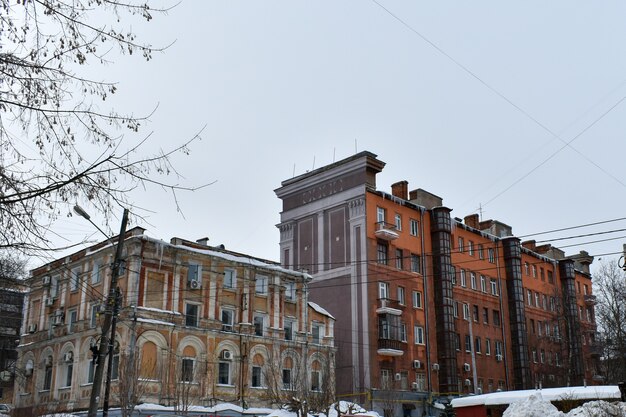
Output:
49 1 626 272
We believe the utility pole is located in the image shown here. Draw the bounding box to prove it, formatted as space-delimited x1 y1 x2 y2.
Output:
103 287 122 417
87 209 129 417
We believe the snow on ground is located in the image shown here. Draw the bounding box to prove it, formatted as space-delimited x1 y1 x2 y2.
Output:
502 394 626 417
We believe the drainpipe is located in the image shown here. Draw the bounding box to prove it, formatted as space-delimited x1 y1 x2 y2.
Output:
419 209 431 393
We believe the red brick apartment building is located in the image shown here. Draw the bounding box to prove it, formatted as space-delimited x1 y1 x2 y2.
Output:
14 229 335 413
275 151 598 416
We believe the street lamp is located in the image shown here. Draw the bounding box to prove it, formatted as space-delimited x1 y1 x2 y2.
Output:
75 205 129 417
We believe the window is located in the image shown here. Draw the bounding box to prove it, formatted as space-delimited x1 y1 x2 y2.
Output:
490 279 498 296
540 349 545 364
92 260 102 284
397 286 405 305
70 266 81 291
284 319 294 341
493 310 501 327
548 270 554 284
478 244 484 259
254 315 265 336
542 295 547 310
63 352 73 387
537 321 542 336
410 254 421 273
540 267 545 281
377 242 388 265
458 237 464 253
90 304 100 329
532 348 537 363
495 340 503 356
181 358 194 382
221 308 234 331
409 219 419 236
312 324 322 344
453 301 459 318
527 289 532 306
311 370 321 391
485 338 491 355
414 325 424 344
218 360 231 385
532 265 537 278
255 274 268 294
472 305 479 322
416 373 426 391
475 337 481 354
465 335 471 352
451 266 457 285
535 292 540 308
583 284 588 295
252 366 262 388
87 357 95 384
462 303 470 320
400 323 407 342
455 333 461 350
524 262 530 275
460 270 467 287
395 249 403 269
550 297 556 312
530 319 535 334
224 268 236 289
395 214 402 231
482 307 489 324
282 368 292 390
480 275 486 293
377 207 386 223
470 272 477 290
468 241 474 256
488 248 495 263
379 282 389 299
185 303 199 327
381 369 391 389
187 262 202 285
68 310 78 334
111 346 119 380
285 281 296 301
43 357 53 390
412 291 422 308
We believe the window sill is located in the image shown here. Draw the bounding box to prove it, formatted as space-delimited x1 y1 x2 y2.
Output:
217 383 235 388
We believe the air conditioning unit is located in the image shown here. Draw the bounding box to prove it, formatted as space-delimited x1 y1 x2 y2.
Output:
222 324 233 332
394 373 401 381
189 279 201 289
43 275 51 286
28 323 37 333
496 354 503 362
463 363 471 372
221 350 233 360
432 363 440 371
411 382 418 390
64 352 73 363
45 297 54 307
464 378 472 386
53 315 64 326
412 360 422 369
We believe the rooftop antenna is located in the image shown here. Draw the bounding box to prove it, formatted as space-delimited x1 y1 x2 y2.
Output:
292 164 296 178
333 147 336 162
477 203 484 221
354 138 358 154
312 155 316 170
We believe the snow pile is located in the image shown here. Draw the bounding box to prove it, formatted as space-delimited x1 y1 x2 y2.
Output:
565 400 626 416
503 393 564 417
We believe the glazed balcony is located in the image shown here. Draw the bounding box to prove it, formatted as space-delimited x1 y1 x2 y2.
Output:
375 222 399 241
377 338 404 356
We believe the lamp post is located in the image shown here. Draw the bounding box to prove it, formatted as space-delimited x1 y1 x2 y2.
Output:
75 205 129 417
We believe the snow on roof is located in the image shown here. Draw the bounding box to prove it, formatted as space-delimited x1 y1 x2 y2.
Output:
136 317 175 327
142 236 312 281
135 402 274 414
451 385 621 408
137 306 182 315
309 301 335 320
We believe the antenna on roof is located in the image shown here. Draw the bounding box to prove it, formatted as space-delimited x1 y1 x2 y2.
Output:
354 138 358 154
333 147 336 162
312 155 315 170
292 164 296 177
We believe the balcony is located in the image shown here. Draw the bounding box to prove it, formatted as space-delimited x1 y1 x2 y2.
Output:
375 222 399 241
589 344 602 358
377 338 404 356
584 295 597 305
376 298 403 316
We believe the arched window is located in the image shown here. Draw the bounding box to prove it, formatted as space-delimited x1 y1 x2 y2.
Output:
140 341 158 379
282 356 293 390
310 360 321 392
43 355 53 390
62 350 74 387
180 345 196 383
251 353 264 388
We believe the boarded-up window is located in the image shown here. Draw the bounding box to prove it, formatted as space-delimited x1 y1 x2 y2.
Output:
140 341 158 379
145 272 165 309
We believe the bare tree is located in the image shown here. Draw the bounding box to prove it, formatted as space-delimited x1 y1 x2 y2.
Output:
0 1 206 253
115 349 155 417
593 260 626 383
263 349 309 417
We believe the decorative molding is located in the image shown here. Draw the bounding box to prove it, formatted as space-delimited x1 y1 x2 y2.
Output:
348 198 365 219
278 222 294 241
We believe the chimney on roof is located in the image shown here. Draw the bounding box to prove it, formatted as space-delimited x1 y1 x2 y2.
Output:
391 181 409 200
409 189 443 209
464 214 480 229
196 237 209 246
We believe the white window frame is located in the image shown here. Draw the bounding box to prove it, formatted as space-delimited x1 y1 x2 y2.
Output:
285 281 296 301
414 325 424 345
253 314 266 337
70 266 81 291
412 291 422 309
255 274 268 295
224 268 236 289
395 213 402 231
409 219 419 236
379 282 389 299
397 286 405 305
181 357 195 382
470 272 477 290
185 302 200 327
377 207 386 223
221 308 235 331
